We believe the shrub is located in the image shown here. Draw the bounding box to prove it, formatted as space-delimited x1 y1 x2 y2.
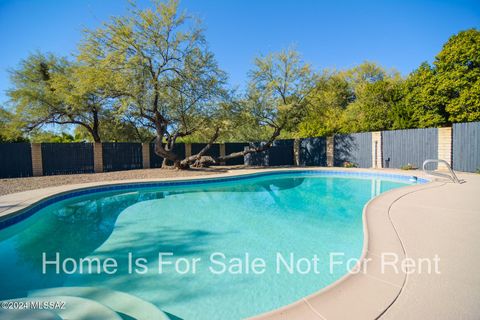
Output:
400 163 417 170
343 161 358 168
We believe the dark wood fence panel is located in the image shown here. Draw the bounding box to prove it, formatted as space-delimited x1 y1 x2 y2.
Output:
269 139 294 166
41 143 94 175
334 132 372 168
191 143 220 158
244 140 294 166
225 142 249 165
0 143 32 178
382 128 438 169
453 122 480 173
103 143 142 172
299 137 327 166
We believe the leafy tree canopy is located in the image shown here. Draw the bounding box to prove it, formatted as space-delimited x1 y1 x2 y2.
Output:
0 107 27 142
435 28 480 122
7 52 120 142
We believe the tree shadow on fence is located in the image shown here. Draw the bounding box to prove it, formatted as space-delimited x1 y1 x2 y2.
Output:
299 137 326 166
334 134 358 167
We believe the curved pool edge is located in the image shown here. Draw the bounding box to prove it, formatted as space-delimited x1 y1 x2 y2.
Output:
0 167 436 319
0 168 427 228
249 177 442 320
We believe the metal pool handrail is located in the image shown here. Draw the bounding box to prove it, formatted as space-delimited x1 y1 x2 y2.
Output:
422 159 461 183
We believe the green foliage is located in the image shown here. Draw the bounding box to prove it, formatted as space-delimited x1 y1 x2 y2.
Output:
296 28 480 135
7 52 119 142
29 131 85 143
74 116 155 142
342 64 404 132
298 30 480 136
344 61 387 84
297 71 352 137
435 29 480 122
78 0 227 160
343 161 358 168
298 62 405 136
246 48 315 140
400 29 480 127
400 163 417 170
401 63 447 128
0 107 28 142
193 99 274 143
8 53 69 128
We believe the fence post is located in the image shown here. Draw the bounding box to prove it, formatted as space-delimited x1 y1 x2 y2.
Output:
219 143 226 165
293 139 300 166
371 132 383 168
142 143 151 169
437 127 452 171
93 143 103 173
185 143 192 157
326 136 334 167
31 143 43 176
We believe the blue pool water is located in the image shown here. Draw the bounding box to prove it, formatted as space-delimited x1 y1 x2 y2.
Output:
0 172 418 319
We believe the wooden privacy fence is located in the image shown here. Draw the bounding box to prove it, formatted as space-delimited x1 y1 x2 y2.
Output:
102 143 143 172
334 132 372 168
0 143 32 178
1 121 479 178
382 128 438 169
41 143 94 175
298 137 327 166
453 122 480 173
244 140 295 166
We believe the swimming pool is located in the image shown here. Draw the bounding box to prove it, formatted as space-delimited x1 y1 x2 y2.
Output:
0 171 423 319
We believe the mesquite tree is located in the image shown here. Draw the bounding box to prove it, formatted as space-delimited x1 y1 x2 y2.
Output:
7 53 116 142
79 0 314 168
79 0 228 168
212 49 315 163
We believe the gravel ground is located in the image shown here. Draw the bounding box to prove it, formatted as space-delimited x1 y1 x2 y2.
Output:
0 168 230 196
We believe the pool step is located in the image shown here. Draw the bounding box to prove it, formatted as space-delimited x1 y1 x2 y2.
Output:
29 286 169 320
0 296 122 320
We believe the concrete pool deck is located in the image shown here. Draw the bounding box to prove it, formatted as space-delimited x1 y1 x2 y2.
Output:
0 167 479 319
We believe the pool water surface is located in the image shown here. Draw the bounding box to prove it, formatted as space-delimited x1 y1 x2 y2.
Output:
0 172 418 319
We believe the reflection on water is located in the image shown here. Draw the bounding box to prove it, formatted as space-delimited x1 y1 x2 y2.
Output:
0 176 306 300
0 192 137 298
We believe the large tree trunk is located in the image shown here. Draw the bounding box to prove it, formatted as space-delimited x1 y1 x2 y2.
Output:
91 107 101 143
154 136 182 168
151 112 186 169
179 126 283 168
91 131 101 143
81 122 101 143
215 126 282 163
179 128 220 168
161 158 169 168
152 117 284 170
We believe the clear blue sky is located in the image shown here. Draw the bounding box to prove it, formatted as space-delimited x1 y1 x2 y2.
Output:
0 0 479 106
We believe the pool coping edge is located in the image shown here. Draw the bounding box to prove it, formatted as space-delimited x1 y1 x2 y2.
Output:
248 177 443 320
